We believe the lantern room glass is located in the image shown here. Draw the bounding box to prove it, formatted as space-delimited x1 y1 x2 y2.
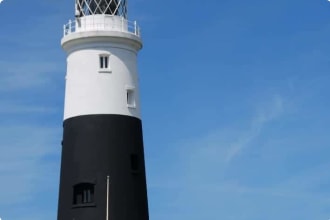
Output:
76 0 127 18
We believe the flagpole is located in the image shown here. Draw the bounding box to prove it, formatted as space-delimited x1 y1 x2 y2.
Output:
106 175 110 220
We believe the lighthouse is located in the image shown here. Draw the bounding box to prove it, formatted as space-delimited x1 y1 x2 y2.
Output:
57 1 149 219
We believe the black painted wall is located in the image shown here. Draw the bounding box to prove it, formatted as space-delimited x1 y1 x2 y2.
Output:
57 114 149 220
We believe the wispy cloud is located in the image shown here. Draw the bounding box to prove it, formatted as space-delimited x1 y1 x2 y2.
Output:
0 125 60 206
0 102 58 114
149 95 286 190
0 102 58 115
147 94 302 220
225 95 284 162
148 92 330 220
0 61 61 91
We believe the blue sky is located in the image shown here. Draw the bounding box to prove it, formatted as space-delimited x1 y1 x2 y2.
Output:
0 0 330 219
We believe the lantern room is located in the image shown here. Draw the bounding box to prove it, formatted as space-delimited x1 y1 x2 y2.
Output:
75 0 127 18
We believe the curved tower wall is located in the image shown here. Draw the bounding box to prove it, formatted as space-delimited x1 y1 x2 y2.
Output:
57 1 149 219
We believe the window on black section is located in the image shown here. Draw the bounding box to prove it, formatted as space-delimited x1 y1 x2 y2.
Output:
73 183 95 205
130 154 139 171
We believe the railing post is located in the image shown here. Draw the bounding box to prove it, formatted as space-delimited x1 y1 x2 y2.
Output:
134 21 137 35
69 19 72 33
63 24 66 36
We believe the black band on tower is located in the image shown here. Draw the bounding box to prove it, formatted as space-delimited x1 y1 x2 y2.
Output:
57 114 149 220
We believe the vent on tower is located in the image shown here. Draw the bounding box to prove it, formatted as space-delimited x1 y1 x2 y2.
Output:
130 154 139 172
76 0 127 18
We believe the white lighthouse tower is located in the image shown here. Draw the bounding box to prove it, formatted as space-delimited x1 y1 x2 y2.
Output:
57 1 149 219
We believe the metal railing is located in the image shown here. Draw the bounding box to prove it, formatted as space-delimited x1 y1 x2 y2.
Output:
63 16 141 37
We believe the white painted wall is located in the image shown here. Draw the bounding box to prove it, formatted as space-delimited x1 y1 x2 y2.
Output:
62 34 142 120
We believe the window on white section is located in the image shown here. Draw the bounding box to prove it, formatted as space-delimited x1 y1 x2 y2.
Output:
99 54 111 72
126 89 135 108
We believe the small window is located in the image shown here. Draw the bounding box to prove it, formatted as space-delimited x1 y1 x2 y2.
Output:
99 54 111 72
73 183 95 205
130 154 139 172
126 89 135 108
